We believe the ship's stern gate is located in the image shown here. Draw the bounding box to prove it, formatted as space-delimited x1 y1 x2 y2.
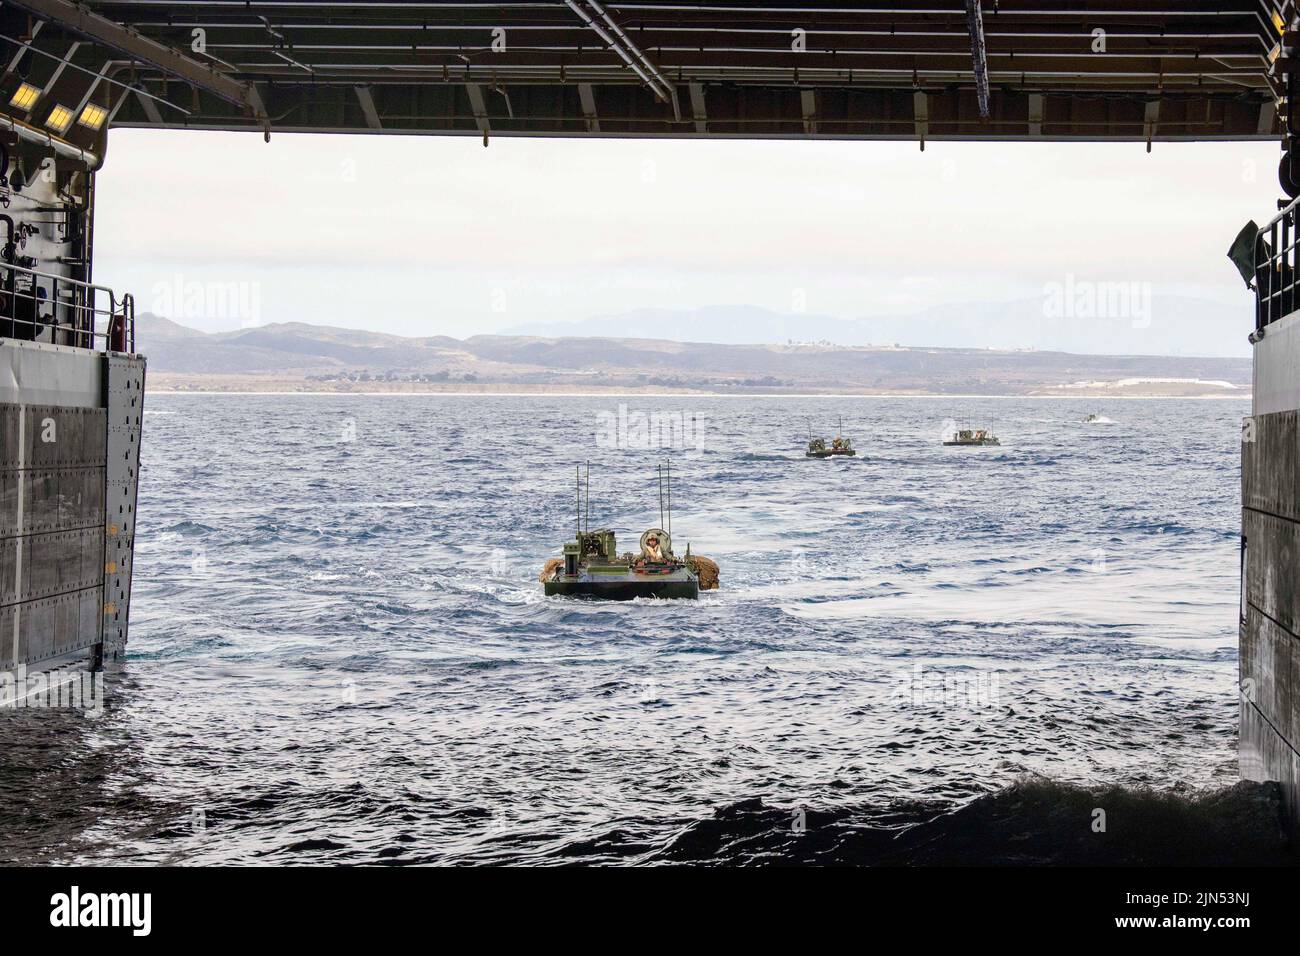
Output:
0 264 141 678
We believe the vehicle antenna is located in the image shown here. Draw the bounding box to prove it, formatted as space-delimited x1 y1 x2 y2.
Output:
585 460 590 533
666 458 673 539
576 464 581 538
658 463 664 531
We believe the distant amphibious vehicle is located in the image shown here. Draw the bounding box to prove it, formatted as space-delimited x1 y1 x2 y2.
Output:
541 463 719 600
944 427 1001 447
806 418 857 458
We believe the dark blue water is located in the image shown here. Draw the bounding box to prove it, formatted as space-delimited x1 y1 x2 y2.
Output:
3 394 1290 864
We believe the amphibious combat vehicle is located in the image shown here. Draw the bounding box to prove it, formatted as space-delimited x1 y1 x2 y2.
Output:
541 462 719 600
806 417 857 458
944 427 1001 447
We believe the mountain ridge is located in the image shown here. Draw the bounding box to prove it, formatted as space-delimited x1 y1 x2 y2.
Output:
505 297 1251 359
136 313 1251 397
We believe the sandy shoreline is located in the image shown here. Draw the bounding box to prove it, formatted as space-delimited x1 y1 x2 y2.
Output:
148 388 1251 400
144 371 1249 400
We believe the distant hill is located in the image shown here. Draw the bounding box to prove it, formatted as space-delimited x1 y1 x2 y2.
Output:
505 298 1253 359
136 313 1252 396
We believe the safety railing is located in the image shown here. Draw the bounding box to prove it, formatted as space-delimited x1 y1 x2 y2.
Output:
0 260 134 353
1257 196 1300 330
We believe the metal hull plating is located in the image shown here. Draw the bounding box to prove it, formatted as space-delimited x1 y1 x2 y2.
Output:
101 353 145 664
0 340 144 675
544 571 699 600
1242 257 1300 834
1241 378 1300 833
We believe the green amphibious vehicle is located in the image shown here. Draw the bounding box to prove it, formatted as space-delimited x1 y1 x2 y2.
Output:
541 463 719 600
944 427 1001 447
806 436 856 458
805 417 857 458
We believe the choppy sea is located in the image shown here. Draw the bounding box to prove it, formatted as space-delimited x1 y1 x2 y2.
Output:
1 394 1292 865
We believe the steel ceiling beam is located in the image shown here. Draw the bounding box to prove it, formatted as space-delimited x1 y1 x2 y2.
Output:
354 84 381 129
7 0 255 110
564 0 672 103
11 1 1272 142
965 0 990 119
2 19 43 75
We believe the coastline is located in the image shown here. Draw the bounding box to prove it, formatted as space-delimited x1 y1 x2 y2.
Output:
148 388 1252 400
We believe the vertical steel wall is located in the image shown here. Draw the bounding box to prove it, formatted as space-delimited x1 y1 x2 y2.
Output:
1242 309 1300 831
0 339 144 673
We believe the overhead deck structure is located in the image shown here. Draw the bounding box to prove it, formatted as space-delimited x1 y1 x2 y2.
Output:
0 1 1281 148
1 0 1298 830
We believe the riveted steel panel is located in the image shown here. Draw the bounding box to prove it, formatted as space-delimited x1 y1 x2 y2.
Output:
19 596 55 664
4 537 29 608
83 467 103 528
0 606 10 666
26 407 90 468
77 588 99 651
82 409 106 465
25 531 59 603
0 470 10 537
0 537 15 606
55 592 81 661
23 407 106 470
13 591 93 667
1243 402 1300 835
22 471 59 534
9 530 102 602
11 466 104 536
0 346 114 672
56 468 99 530
0 406 16 470
101 353 145 663
79 526 101 591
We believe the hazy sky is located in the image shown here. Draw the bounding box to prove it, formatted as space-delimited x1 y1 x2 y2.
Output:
93 128 1280 350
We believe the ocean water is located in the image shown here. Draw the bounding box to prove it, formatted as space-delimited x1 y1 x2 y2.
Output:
1 394 1289 865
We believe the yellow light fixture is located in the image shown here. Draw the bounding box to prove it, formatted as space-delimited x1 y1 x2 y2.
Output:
77 103 108 130
44 103 73 134
8 82 40 111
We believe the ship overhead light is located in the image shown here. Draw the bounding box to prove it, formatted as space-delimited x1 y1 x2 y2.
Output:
8 82 40 111
44 104 73 134
77 103 108 130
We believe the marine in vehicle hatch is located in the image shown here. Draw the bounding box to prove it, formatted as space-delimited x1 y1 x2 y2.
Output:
642 533 665 563
541 462 719 600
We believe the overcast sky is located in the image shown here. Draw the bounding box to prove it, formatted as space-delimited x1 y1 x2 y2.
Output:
93 128 1280 353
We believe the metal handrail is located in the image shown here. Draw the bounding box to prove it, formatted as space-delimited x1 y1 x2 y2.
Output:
0 259 134 353
1256 195 1300 331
